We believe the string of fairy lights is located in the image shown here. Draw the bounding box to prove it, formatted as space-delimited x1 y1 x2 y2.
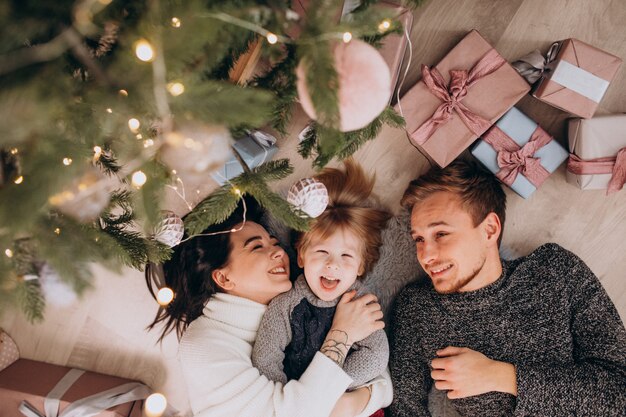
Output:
3 3 398 414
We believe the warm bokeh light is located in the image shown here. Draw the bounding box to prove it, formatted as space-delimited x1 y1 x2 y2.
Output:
134 39 155 62
157 287 174 306
131 171 147 187
266 32 278 44
144 393 167 417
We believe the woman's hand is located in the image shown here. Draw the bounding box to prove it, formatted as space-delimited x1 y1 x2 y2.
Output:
320 291 384 367
329 386 370 417
333 291 385 345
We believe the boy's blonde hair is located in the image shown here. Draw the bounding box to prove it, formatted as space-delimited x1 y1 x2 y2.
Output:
296 159 391 275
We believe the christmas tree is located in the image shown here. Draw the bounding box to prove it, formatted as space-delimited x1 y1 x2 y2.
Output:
0 0 421 321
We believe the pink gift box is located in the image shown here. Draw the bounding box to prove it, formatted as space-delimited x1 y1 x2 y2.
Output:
533 39 622 119
397 30 530 167
0 359 145 417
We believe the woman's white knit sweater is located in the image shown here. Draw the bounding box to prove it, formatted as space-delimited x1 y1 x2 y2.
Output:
178 292 393 417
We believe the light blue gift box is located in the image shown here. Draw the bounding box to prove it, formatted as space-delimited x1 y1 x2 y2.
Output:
211 134 278 185
471 107 569 199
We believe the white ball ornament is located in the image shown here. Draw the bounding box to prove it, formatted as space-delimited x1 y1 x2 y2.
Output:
287 178 329 218
48 166 117 223
160 123 232 177
296 39 392 132
39 263 78 307
154 211 185 248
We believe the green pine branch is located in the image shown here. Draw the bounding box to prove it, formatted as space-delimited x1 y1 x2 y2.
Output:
16 280 45 323
298 106 405 169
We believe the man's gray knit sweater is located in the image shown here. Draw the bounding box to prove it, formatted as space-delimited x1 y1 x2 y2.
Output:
252 274 389 389
389 243 626 416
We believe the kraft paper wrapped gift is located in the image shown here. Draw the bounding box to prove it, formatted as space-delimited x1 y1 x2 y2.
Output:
0 359 149 417
375 1 413 104
471 107 569 199
566 114 626 194
533 39 622 119
397 29 530 167
211 131 278 186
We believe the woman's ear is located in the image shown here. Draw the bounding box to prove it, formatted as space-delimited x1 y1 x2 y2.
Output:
297 252 304 269
212 268 235 291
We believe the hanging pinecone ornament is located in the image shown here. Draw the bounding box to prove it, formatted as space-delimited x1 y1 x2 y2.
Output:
153 211 185 248
287 178 329 218
296 39 392 132
48 166 117 223
160 123 232 178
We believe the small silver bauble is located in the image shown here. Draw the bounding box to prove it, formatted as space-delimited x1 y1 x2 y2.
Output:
287 178 329 218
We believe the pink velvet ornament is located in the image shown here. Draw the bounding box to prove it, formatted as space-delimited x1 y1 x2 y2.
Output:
296 39 391 132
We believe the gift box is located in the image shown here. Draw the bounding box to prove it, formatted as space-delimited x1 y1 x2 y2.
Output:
532 39 622 119
566 114 626 194
0 359 150 417
374 1 414 104
211 131 278 186
397 30 530 167
471 107 569 199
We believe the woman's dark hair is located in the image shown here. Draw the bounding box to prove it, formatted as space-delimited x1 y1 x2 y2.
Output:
146 196 263 342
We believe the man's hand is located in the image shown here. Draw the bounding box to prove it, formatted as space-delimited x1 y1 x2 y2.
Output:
430 346 518 399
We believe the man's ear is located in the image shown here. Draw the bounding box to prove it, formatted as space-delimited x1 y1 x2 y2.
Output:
482 212 502 246
211 268 234 291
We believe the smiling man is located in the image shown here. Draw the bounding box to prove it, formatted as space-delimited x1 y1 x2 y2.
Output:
388 159 626 416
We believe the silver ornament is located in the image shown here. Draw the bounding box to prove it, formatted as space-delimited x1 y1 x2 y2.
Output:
154 211 185 247
287 178 329 218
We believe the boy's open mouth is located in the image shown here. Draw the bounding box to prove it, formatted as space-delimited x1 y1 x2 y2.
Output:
320 275 340 290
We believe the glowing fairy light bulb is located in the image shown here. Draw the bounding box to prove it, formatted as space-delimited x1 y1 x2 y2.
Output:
131 171 147 188
266 32 278 44
342 32 352 43
10 148 18 155
171 17 181 28
106 108 112 113
5 249 13 258
143 139 155 148
54 228 61 235
119 89 128 97
14 176 23 184
93 146 102 161
167 82 185 96
128 118 140 133
134 39 155 62
144 393 167 417
378 19 391 32
63 157 73 166
157 287 174 306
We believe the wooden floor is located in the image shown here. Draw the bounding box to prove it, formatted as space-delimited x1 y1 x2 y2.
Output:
2 0 625 415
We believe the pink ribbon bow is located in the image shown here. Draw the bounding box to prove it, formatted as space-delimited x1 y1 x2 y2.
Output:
482 125 553 187
411 48 506 145
567 147 626 195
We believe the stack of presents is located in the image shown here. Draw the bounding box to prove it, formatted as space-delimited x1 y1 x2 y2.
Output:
400 30 624 198
218 6 625 199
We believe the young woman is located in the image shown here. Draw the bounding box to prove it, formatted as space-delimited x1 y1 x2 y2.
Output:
146 198 392 417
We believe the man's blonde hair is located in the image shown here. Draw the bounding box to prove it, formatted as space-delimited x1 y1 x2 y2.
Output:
401 159 507 245
296 159 390 275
